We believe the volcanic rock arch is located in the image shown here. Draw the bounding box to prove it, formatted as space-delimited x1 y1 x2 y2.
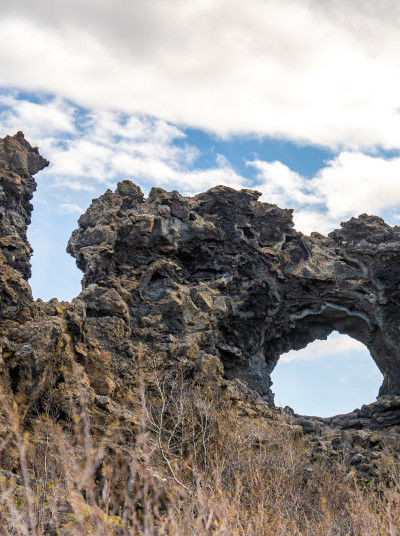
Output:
261 302 389 397
2 132 400 414
66 168 400 404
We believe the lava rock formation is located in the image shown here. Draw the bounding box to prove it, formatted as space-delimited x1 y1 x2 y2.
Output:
1 131 400 434
67 152 400 402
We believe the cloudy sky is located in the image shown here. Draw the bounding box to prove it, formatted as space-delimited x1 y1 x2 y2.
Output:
1 0 396 415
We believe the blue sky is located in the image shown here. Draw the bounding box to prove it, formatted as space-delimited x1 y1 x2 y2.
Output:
1 0 400 416
272 332 383 417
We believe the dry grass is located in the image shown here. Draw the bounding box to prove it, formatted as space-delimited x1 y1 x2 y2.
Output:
0 370 400 535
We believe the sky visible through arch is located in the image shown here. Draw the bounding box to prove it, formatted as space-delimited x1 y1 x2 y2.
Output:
272 332 383 417
1 0 400 415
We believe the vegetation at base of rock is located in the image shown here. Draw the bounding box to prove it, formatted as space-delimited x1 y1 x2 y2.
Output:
1 369 400 536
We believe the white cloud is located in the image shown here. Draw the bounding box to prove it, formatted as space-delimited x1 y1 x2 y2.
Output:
280 332 366 363
313 152 400 219
0 94 76 140
0 94 247 194
248 160 320 207
251 151 400 234
291 210 338 237
3 93 400 238
1 1 400 148
47 112 245 193
58 203 84 214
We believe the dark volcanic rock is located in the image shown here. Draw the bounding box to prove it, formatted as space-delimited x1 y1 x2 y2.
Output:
0 132 48 325
67 180 400 402
2 131 400 451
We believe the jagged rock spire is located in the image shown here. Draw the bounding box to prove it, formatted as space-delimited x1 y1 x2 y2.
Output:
0 132 49 323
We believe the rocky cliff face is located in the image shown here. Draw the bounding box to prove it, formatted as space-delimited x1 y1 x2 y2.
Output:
1 132 400 480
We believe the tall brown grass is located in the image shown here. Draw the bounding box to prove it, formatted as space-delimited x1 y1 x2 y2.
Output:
0 369 400 536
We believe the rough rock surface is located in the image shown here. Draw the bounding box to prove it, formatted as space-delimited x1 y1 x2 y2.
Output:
0 132 48 324
1 132 400 480
67 170 400 402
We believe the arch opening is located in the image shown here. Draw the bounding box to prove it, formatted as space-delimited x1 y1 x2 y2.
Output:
270 331 383 417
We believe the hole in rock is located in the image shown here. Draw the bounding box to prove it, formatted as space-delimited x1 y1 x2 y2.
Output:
271 331 383 418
